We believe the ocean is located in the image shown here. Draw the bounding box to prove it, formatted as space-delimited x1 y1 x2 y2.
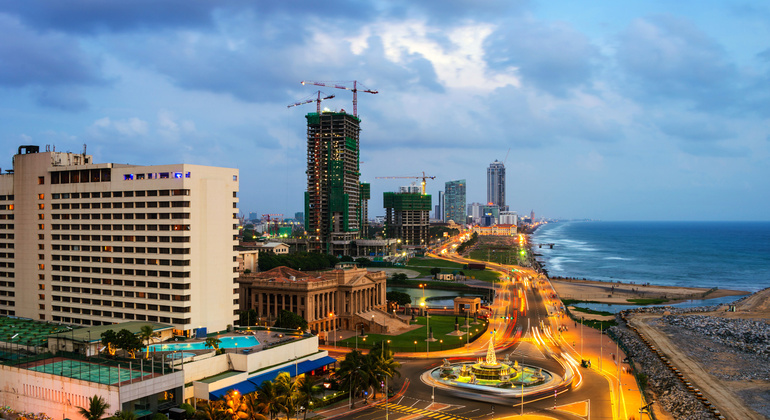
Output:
531 221 770 296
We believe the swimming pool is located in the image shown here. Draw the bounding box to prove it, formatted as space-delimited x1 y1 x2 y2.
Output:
149 336 260 352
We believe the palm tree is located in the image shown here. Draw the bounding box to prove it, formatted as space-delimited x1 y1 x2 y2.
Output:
294 374 319 420
138 325 160 359
255 380 283 420
243 393 268 420
77 395 111 420
110 411 137 420
273 372 299 420
367 342 401 399
195 401 227 420
205 337 222 352
336 350 370 408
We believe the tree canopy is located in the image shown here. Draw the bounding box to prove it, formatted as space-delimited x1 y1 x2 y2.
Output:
274 310 308 330
386 291 411 306
257 252 339 272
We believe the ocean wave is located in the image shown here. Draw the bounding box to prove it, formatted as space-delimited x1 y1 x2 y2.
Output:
604 257 630 261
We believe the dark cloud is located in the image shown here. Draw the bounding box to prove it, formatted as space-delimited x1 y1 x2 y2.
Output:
484 18 599 96
387 0 529 25
35 87 89 112
616 15 737 111
0 1 377 35
0 15 104 88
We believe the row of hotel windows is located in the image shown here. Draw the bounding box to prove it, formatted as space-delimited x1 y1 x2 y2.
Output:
53 251 190 259
51 223 190 231
123 172 191 180
52 213 190 220
51 277 191 289
49 168 112 184
52 255 191 265
52 235 190 243
52 314 191 325
52 200 190 209
0 195 14 201
51 189 191 199
51 226 190 235
51 265 191 277
52 291 190 302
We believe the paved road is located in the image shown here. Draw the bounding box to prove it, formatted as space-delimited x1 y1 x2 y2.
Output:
323 234 634 420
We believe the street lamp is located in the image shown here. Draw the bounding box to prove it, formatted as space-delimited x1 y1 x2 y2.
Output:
414 341 417 352
439 339 443 351
329 312 336 348
421 302 429 356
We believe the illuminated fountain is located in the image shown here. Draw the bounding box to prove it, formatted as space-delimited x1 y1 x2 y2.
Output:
422 335 565 403
437 336 549 388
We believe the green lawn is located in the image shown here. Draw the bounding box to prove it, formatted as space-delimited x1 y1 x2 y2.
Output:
407 258 464 269
338 314 490 353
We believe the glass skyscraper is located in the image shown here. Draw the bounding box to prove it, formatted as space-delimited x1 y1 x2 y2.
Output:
444 179 466 224
487 160 506 211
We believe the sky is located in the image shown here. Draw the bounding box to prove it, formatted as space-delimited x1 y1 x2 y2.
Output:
1 1 769 221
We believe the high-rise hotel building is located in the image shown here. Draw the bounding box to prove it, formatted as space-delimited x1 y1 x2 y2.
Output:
0 146 239 334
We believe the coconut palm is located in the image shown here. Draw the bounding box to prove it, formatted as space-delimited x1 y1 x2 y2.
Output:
336 350 370 408
77 395 111 420
255 380 283 420
273 372 299 420
195 401 227 420
366 342 401 399
243 393 268 420
293 374 320 420
110 411 137 420
138 325 160 359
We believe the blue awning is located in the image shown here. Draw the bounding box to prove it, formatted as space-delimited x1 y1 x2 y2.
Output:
209 356 336 400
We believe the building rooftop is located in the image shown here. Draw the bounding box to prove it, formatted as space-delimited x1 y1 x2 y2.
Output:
48 321 174 343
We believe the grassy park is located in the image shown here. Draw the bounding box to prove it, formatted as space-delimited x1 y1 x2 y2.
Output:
405 257 501 283
337 314 490 353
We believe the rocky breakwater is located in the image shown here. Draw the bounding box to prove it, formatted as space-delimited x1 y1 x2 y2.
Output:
608 325 715 420
661 315 770 358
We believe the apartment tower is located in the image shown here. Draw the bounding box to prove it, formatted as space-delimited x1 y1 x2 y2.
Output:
487 160 506 211
304 111 365 255
443 179 466 225
0 146 239 334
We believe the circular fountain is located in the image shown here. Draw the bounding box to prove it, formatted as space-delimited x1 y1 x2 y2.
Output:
423 335 566 403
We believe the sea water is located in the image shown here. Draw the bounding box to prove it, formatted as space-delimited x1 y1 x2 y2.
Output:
532 221 770 295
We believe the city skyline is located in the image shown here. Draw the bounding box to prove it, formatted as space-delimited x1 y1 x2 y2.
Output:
0 1 768 221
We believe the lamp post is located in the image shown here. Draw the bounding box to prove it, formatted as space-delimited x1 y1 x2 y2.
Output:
329 312 336 348
421 302 429 356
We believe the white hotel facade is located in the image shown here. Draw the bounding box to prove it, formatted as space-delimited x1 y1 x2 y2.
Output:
0 146 240 334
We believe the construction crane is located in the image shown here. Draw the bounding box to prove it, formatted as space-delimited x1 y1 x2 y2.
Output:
300 80 377 116
287 90 335 114
375 171 436 195
261 214 284 236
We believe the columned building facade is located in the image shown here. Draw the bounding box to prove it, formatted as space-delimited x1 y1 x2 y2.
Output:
238 264 386 333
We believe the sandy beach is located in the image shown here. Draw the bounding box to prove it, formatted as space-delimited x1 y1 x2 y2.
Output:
550 277 750 306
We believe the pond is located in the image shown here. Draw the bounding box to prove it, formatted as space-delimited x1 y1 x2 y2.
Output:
387 286 492 308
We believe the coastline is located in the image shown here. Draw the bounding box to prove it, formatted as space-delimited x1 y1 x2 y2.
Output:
550 276 750 306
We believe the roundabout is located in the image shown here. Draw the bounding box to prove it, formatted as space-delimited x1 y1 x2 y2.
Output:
420 336 574 404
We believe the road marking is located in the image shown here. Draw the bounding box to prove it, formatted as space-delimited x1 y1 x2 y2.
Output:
375 403 475 420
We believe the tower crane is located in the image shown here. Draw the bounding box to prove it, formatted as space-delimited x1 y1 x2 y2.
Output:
375 171 436 195
262 214 284 236
287 91 335 114
300 80 377 116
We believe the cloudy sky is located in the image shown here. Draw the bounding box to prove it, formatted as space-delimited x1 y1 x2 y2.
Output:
1 1 768 221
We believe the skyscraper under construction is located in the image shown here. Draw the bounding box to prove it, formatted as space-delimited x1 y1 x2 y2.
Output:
304 111 367 255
